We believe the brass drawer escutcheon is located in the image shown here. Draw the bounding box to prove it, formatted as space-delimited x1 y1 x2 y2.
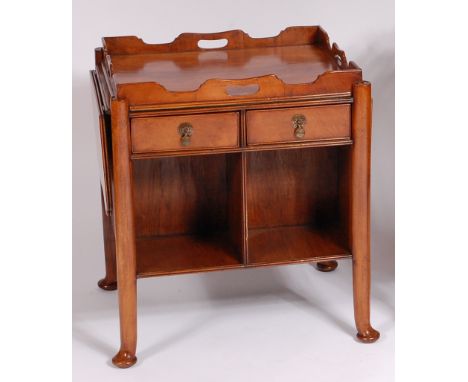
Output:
178 122 193 146
292 114 306 139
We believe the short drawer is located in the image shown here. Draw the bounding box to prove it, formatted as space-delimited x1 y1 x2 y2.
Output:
246 104 351 146
131 112 239 153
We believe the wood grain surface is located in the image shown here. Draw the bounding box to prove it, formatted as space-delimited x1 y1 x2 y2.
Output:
246 104 351 145
131 112 239 153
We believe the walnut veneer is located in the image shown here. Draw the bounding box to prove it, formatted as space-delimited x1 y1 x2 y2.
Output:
90 26 379 368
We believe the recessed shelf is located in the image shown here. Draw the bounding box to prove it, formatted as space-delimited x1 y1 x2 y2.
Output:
136 233 241 277
246 147 350 267
136 226 350 277
130 143 350 277
132 153 245 277
248 225 350 266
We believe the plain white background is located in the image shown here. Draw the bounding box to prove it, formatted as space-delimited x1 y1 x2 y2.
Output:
4 1 468 381
72 0 394 381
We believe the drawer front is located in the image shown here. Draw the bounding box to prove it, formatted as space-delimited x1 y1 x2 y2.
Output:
131 112 239 153
246 104 351 146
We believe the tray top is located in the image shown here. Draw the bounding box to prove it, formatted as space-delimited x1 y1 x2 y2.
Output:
110 44 338 92
96 27 362 108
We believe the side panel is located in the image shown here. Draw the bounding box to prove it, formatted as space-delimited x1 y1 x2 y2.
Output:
90 70 113 215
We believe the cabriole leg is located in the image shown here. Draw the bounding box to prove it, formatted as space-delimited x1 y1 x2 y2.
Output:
110 99 138 368
351 81 380 343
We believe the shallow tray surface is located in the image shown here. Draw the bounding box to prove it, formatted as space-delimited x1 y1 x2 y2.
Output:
97 27 361 106
111 45 338 91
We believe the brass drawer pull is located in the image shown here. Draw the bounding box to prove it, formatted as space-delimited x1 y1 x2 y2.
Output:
178 122 193 146
292 114 306 139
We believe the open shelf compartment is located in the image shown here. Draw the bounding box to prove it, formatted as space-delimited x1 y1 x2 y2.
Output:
133 153 244 277
132 146 351 277
246 147 351 265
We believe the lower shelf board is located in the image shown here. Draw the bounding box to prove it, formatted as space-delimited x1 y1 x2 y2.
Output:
136 233 242 277
247 225 350 266
136 226 350 277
